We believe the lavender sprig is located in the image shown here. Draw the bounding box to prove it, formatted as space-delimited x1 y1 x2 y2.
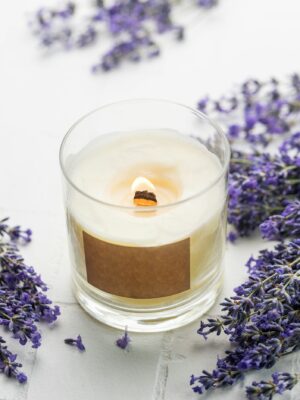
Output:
246 372 300 400
0 218 32 243
191 239 300 395
197 75 300 240
228 139 300 239
198 75 300 148
64 335 85 351
0 218 60 348
0 336 27 383
260 200 300 241
29 0 218 72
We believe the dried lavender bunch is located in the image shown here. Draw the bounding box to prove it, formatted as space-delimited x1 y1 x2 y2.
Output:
29 0 218 72
0 336 27 383
0 218 60 348
197 75 300 240
191 239 300 395
228 137 300 239
198 75 300 147
246 372 300 400
260 200 300 241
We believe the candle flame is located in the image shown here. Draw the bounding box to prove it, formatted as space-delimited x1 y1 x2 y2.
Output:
131 176 156 194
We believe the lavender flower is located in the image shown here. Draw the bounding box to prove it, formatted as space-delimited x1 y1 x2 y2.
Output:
228 144 300 239
198 75 300 147
0 218 32 243
191 240 300 395
260 200 300 240
0 218 60 348
0 336 27 383
116 327 131 350
279 130 300 166
246 372 300 400
64 335 85 351
29 0 217 72
197 76 300 240
92 33 160 72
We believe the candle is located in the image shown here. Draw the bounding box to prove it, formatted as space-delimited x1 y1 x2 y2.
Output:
60 100 230 332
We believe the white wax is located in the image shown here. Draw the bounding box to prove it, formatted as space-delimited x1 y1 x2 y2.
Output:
67 130 225 246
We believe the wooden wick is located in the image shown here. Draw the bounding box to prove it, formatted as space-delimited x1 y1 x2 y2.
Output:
134 190 157 206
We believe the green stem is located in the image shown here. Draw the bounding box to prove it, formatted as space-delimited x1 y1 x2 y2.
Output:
287 179 300 184
0 310 10 320
230 158 253 165
290 256 300 267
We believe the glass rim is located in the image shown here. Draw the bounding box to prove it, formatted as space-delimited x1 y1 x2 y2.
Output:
59 98 231 211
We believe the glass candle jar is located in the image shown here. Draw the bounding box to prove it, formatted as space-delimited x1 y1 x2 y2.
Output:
59 99 230 332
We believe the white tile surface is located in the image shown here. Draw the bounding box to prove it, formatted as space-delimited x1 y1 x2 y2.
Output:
0 0 299 399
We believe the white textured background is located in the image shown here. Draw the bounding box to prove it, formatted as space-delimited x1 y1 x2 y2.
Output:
0 0 299 399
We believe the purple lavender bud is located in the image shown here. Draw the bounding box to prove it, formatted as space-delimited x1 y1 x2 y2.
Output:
197 97 209 112
198 0 218 8
8 226 32 243
244 110 258 130
228 124 241 139
260 201 300 241
116 327 131 350
260 218 281 241
64 335 86 351
16 372 28 384
76 26 97 48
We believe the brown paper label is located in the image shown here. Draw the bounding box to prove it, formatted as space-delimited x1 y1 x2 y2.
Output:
82 231 190 299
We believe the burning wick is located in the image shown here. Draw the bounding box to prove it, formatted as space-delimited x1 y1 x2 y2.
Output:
134 191 157 206
131 177 157 206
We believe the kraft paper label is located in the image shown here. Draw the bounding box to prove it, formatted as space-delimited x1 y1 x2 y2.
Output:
82 231 190 299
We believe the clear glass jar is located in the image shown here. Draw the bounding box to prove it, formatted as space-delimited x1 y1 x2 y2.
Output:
59 99 230 332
